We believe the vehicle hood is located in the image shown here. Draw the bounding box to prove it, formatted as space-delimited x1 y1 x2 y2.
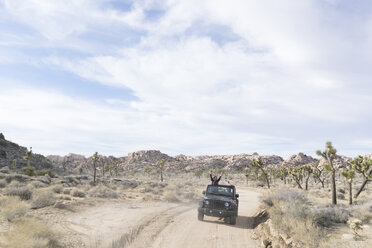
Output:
204 195 232 202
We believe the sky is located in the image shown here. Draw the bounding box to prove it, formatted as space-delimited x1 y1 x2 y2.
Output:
1 0 372 158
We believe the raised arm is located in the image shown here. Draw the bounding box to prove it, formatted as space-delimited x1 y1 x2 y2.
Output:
217 176 221 182
210 174 213 181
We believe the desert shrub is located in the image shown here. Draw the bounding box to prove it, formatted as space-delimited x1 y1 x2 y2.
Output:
0 178 6 188
337 193 345 200
183 191 198 201
21 166 35 176
30 181 48 188
88 186 119 198
72 189 85 198
63 188 70 195
0 196 29 221
163 190 179 202
262 188 308 207
52 185 63 194
3 217 59 248
338 188 346 194
0 167 9 174
36 169 50 176
4 182 33 200
31 189 56 209
264 188 325 248
5 174 29 183
312 206 350 227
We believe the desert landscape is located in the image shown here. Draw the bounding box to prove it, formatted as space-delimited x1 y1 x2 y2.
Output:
1 1 372 248
1 133 372 248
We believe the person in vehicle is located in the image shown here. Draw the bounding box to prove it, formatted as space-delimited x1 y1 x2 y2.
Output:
210 174 222 185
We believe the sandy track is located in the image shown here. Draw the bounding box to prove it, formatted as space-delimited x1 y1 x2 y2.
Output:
66 188 261 248
148 188 261 248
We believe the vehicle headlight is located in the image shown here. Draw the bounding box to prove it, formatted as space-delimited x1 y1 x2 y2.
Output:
224 202 229 207
205 200 210 205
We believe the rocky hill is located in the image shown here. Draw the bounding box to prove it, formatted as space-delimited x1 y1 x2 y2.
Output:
282 153 318 167
1 132 358 173
0 133 53 169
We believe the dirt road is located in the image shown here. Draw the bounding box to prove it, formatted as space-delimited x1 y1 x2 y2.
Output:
66 188 261 248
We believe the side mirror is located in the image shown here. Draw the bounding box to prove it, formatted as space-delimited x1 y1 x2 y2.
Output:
235 194 239 198
202 190 206 195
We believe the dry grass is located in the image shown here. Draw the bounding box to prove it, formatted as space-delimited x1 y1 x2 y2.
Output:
4 182 33 200
63 188 70 195
0 179 6 188
262 188 326 248
31 188 57 209
3 217 60 248
0 196 29 221
88 185 119 198
52 184 63 194
72 189 86 198
163 190 179 202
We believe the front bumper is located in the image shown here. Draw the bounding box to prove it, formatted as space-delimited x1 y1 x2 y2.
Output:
198 207 236 217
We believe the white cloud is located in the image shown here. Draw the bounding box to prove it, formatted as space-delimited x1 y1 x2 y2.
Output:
1 0 372 157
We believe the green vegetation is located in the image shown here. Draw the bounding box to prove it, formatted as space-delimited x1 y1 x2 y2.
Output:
250 158 270 188
157 159 166 182
316 141 338 205
21 166 35 176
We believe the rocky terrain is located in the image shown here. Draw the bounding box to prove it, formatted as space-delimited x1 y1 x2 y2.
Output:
0 133 354 173
0 133 53 170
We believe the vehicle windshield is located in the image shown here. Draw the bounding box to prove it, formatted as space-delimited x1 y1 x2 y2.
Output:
206 185 234 197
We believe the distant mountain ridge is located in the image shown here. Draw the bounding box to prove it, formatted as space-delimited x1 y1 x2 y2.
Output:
0 133 353 171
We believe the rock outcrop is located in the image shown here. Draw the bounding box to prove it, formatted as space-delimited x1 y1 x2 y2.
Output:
0 133 53 169
282 153 318 167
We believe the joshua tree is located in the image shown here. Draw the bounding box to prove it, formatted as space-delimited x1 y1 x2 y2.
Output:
312 161 327 188
62 158 68 172
350 155 372 198
341 166 355 205
243 168 250 185
90 152 99 185
316 141 338 205
12 159 16 170
302 165 313 191
157 159 166 182
279 167 288 184
24 147 33 168
250 158 270 189
100 157 105 177
289 167 304 189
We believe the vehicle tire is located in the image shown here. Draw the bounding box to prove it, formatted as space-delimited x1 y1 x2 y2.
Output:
198 212 204 221
230 215 237 225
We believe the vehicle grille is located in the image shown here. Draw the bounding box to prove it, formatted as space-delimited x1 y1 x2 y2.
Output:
207 200 226 210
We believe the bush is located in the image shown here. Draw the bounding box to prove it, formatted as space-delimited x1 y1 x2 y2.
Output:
0 178 6 188
163 190 179 202
52 185 63 194
30 181 48 188
63 188 70 195
313 206 350 227
264 188 325 247
36 169 56 178
21 166 35 176
88 186 119 198
72 189 85 198
3 217 59 248
262 188 308 207
0 196 29 221
4 183 33 200
30 189 56 209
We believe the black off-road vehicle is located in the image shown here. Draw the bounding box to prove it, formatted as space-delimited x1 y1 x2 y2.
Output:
197 184 239 225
